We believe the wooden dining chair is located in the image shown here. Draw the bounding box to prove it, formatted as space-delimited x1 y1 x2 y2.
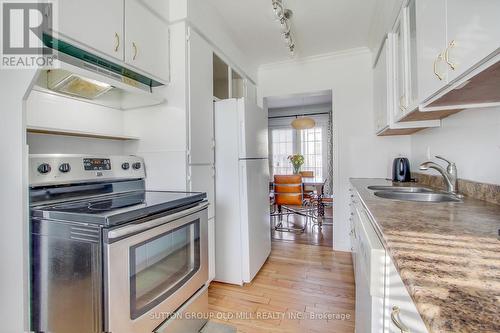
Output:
299 170 316 200
271 175 315 233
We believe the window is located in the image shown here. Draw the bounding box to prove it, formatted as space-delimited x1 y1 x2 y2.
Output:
300 127 323 179
269 122 328 178
271 128 294 175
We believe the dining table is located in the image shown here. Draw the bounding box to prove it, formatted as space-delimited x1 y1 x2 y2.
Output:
301 177 326 195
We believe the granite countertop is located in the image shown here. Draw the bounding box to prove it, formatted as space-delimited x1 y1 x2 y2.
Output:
350 178 500 333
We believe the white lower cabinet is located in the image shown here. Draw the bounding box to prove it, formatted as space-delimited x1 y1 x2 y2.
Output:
384 256 428 333
188 165 215 219
350 191 385 333
350 186 428 333
208 217 216 281
188 165 216 282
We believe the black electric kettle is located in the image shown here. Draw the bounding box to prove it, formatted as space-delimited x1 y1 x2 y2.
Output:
392 157 411 182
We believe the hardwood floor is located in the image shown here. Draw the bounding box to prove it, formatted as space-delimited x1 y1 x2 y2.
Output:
208 241 355 333
271 208 333 247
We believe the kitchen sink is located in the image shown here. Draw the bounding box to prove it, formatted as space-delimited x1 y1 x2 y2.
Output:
374 191 462 203
367 185 434 193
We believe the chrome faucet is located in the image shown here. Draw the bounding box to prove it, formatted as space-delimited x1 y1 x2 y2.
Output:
419 156 458 194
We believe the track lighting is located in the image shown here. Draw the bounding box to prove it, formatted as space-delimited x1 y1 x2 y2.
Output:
271 0 296 56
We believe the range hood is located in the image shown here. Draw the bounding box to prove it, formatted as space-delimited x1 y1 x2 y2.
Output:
33 35 166 110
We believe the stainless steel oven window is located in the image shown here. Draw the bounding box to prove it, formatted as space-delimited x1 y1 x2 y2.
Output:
129 219 201 319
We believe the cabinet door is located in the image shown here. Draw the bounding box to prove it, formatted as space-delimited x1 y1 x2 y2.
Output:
208 217 216 281
416 0 448 102
188 29 215 165
385 257 428 333
57 0 124 61
124 0 169 82
446 0 500 81
374 37 389 133
392 15 408 121
405 0 419 111
189 165 215 220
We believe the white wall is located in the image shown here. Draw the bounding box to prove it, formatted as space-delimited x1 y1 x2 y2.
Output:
27 134 126 155
187 0 258 82
258 49 412 251
411 106 500 185
0 70 37 332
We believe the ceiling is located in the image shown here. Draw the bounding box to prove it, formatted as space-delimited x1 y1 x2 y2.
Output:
266 90 332 109
208 0 377 65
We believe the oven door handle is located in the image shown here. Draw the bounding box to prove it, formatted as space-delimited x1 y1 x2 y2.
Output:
107 201 209 240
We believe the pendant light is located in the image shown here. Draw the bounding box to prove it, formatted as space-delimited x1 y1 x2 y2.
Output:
291 116 315 129
290 97 315 129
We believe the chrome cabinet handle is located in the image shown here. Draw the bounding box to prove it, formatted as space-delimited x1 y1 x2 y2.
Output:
445 40 457 70
433 53 444 81
391 306 410 333
114 32 120 52
132 42 138 60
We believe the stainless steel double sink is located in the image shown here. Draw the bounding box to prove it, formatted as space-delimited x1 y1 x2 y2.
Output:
367 185 462 203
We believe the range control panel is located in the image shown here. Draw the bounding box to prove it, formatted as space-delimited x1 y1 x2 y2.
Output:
83 158 112 171
29 155 146 187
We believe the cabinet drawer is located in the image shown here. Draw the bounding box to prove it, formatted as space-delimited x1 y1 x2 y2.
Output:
355 205 385 298
386 258 428 333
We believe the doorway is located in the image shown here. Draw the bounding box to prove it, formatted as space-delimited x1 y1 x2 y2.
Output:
264 90 333 247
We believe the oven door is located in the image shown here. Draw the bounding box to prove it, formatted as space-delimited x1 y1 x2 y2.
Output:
104 202 209 333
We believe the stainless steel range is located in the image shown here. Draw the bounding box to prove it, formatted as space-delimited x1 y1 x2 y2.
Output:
29 154 209 333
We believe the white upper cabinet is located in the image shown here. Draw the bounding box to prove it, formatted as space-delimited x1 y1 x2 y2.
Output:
373 37 390 133
124 0 170 82
374 33 439 136
416 0 448 101
57 0 124 61
405 0 419 112
417 0 500 100
393 13 408 121
54 0 170 83
188 29 215 165
445 0 500 82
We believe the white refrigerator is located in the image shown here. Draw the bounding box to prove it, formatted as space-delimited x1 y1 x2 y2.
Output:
214 98 271 285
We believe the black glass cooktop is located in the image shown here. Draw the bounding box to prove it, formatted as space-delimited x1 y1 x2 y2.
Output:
31 191 206 226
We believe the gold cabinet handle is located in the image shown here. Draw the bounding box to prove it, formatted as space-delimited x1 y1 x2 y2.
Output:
132 42 138 60
114 33 120 52
391 306 410 333
433 53 444 81
445 40 457 70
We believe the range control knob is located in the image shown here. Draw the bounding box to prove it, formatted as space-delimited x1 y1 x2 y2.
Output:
37 163 51 174
132 162 142 170
121 162 130 170
59 163 71 173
